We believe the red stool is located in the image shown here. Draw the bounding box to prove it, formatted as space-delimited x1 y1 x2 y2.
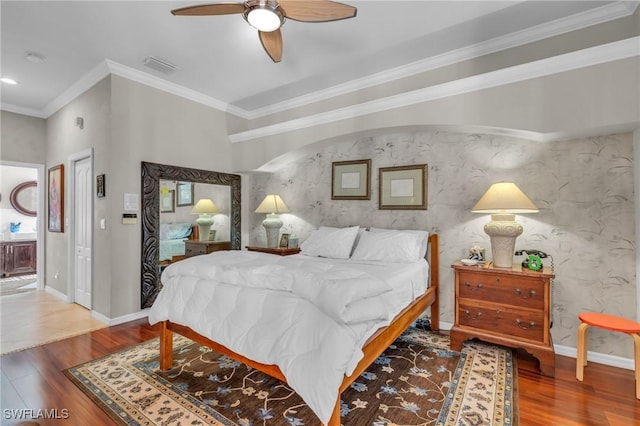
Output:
576 312 640 399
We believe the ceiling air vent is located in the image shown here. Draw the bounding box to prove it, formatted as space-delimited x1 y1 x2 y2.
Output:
143 56 179 74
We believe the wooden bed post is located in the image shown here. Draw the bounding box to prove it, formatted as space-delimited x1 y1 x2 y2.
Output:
159 321 173 370
429 233 439 331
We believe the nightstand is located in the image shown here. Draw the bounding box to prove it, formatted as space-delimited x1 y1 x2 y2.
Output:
450 261 556 376
246 246 301 256
184 240 231 258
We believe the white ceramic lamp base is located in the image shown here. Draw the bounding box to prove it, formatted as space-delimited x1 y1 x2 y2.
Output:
262 213 283 248
484 214 523 268
196 214 214 242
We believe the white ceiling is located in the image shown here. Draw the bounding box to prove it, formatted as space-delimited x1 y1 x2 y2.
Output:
0 1 634 118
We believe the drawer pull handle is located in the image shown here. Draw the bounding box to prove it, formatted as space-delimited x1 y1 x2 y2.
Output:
515 319 536 329
515 288 536 299
464 281 483 290
464 310 482 320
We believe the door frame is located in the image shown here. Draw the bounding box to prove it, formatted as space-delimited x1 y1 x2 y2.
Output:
66 149 94 306
0 160 45 291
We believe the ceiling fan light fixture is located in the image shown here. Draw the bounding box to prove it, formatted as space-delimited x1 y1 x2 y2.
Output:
244 1 284 32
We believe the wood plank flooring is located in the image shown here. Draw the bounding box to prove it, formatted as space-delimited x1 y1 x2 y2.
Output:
1 319 639 425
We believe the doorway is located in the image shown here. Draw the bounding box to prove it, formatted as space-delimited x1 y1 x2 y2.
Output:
68 150 93 309
0 161 45 292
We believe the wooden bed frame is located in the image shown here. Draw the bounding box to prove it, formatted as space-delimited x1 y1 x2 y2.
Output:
158 233 439 426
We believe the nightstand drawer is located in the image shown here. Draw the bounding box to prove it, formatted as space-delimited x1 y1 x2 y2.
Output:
185 244 207 256
184 241 231 258
458 270 545 310
459 302 545 342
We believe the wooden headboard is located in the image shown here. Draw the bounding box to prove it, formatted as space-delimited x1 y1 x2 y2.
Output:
190 224 199 241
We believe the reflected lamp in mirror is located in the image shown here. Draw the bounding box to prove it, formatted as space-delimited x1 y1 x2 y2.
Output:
471 182 538 268
191 199 219 242
255 195 290 248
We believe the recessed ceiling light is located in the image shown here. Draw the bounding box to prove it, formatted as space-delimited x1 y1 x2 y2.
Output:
0 77 18 85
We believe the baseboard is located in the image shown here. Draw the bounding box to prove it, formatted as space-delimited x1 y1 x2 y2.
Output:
435 318 633 371
554 343 634 371
44 285 68 301
94 309 150 327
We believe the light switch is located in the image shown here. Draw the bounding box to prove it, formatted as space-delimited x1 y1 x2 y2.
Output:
100 218 106 229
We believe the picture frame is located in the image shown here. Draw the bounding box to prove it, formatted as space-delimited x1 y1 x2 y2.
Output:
279 233 290 248
176 181 194 207
160 190 175 213
379 164 428 210
331 159 371 200
48 164 64 232
96 174 105 198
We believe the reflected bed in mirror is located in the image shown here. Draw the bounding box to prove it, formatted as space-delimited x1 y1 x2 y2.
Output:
141 162 241 309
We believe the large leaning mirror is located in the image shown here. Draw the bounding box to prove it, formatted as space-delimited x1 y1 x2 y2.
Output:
141 161 241 308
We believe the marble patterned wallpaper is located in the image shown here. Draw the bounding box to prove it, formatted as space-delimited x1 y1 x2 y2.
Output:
249 130 635 358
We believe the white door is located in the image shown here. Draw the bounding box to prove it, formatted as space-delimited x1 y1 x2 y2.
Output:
73 157 92 308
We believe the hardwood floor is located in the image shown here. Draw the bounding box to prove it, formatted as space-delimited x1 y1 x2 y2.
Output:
1 319 639 425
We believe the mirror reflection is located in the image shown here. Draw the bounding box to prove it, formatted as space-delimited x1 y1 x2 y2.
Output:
158 180 231 265
140 161 241 309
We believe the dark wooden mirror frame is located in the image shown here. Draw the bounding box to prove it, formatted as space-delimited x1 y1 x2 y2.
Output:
10 181 37 217
141 161 241 308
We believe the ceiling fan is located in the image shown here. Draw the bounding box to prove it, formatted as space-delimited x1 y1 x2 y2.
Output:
171 0 357 63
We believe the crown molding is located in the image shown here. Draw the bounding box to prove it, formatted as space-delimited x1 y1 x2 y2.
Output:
104 60 245 117
5 1 637 121
241 1 638 119
0 103 47 119
41 61 112 118
229 37 640 143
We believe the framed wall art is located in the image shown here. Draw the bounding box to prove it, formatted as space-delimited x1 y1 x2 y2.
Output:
96 174 106 198
160 190 175 213
48 164 65 232
379 164 428 210
331 159 371 200
176 181 194 207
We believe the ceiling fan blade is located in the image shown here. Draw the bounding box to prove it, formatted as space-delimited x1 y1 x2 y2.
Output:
259 30 283 63
171 3 245 16
279 0 357 22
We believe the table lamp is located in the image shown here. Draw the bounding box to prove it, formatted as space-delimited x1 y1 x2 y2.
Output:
191 198 219 241
255 194 289 248
471 182 538 268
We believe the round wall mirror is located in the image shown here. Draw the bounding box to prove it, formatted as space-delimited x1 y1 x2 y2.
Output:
10 181 37 217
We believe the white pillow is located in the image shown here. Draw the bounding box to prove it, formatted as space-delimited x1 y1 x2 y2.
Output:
351 230 423 263
320 225 365 255
369 227 429 259
300 226 360 259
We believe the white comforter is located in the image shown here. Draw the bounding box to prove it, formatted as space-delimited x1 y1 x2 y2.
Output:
148 251 429 424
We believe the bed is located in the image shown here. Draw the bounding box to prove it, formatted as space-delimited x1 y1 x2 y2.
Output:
158 223 197 263
149 227 439 425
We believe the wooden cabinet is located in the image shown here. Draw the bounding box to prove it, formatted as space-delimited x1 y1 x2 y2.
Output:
450 261 556 376
1 240 37 277
245 246 301 256
184 240 231 258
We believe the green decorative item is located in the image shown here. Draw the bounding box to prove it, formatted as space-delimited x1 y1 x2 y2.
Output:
527 254 543 271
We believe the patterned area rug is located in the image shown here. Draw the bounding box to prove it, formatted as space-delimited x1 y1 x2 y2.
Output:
65 328 517 425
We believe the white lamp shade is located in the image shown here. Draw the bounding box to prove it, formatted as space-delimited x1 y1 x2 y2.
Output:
472 182 538 214
255 195 290 214
191 199 219 214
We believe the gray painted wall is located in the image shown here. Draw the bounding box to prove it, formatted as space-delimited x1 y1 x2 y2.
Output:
249 129 636 359
1 111 46 164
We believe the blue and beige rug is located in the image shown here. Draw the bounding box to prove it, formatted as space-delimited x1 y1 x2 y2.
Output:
65 328 517 425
